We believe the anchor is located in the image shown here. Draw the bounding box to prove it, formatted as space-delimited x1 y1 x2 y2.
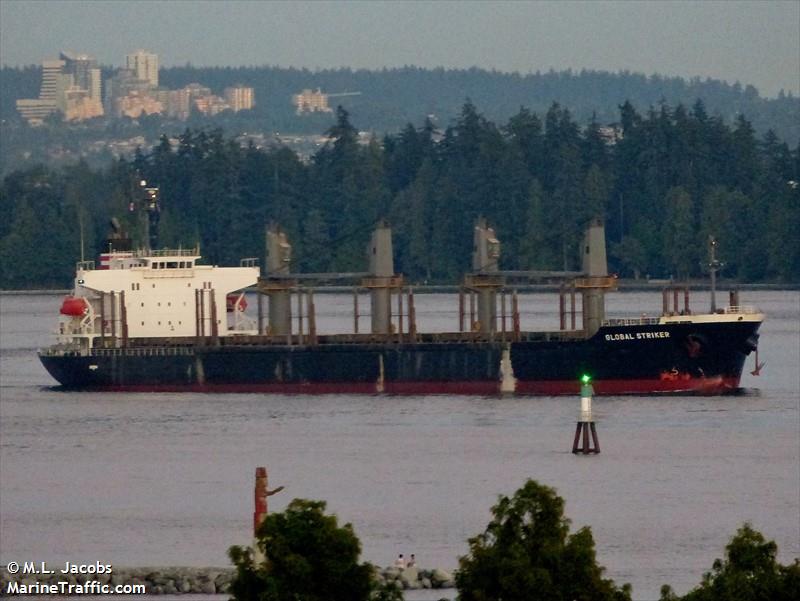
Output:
750 347 765 376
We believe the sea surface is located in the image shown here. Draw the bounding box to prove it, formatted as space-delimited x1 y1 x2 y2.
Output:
1 290 798 600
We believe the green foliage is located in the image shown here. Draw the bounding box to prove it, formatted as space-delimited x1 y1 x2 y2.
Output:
456 479 632 601
228 498 378 601
662 187 696 279
659 524 800 601
1 96 799 288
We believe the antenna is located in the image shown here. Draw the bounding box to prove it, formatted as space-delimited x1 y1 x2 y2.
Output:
79 208 85 263
707 236 722 313
131 175 161 251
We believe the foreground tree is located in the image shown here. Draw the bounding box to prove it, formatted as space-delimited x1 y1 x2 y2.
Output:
659 524 800 601
456 479 631 601
228 498 396 601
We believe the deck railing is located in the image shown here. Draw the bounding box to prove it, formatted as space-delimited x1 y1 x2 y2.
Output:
724 305 758 314
602 317 661 326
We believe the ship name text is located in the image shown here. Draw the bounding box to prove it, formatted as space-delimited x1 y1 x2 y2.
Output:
605 331 671 341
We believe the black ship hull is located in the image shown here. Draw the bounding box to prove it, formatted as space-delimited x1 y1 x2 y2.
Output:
39 319 761 395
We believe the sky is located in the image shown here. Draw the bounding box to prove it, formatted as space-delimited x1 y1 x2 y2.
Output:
0 0 798 98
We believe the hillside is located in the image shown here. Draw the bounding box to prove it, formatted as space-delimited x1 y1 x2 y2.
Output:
1 65 798 143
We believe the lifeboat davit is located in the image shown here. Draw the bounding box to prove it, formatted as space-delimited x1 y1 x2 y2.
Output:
60 296 89 317
226 294 247 312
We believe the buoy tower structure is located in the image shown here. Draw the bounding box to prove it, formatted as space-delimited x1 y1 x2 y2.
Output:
572 374 600 454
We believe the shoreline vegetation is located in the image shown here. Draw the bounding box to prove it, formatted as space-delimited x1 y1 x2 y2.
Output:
2 99 799 290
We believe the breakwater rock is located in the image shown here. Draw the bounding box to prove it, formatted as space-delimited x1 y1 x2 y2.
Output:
374 565 455 590
1 565 455 595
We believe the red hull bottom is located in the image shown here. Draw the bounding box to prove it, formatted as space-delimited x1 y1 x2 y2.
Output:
65 376 742 395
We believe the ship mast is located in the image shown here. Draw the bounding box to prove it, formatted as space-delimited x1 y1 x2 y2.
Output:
707 235 722 313
130 175 161 251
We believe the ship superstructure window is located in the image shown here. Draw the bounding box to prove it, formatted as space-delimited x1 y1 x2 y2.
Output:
167 262 178 269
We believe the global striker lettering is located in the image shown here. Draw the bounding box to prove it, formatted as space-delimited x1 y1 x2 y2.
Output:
605 332 670 341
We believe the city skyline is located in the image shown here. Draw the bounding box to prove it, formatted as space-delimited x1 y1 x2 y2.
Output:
0 0 798 98
15 49 254 124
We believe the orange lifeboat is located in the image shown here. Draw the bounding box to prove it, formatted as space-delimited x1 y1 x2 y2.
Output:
60 296 89 317
226 294 247 313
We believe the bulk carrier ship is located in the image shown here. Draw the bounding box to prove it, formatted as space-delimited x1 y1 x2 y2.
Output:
39 184 763 395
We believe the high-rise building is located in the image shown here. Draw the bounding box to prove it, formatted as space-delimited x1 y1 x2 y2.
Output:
58 52 103 120
126 50 159 87
16 59 64 124
88 68 102 102
224 85 255 111
39 60 66 101
17 55 104 124
60 52 98 95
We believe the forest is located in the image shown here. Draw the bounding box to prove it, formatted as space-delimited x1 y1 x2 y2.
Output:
1 99 798 288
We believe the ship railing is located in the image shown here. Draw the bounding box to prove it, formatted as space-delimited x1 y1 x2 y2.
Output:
39 345 84 357
135 248 200 258
76 260 96 271
602 317 661 327
91 346 194 357
724 305 758 315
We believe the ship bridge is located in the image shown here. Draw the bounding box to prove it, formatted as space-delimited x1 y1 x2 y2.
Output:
63 247 259 345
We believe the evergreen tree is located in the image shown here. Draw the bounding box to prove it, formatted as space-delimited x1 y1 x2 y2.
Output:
662 186 696 279
228 499 380 601
659 524 800 601
456 480 632 601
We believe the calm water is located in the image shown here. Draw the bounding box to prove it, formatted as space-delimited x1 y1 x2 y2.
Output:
1 290 798 600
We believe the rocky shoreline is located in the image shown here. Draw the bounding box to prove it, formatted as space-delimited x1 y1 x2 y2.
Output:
0 565 456 596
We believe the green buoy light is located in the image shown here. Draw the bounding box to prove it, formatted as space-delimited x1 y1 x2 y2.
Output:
574 373 600 454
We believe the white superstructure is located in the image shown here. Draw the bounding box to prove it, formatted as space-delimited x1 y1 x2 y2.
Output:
58 248 259 348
